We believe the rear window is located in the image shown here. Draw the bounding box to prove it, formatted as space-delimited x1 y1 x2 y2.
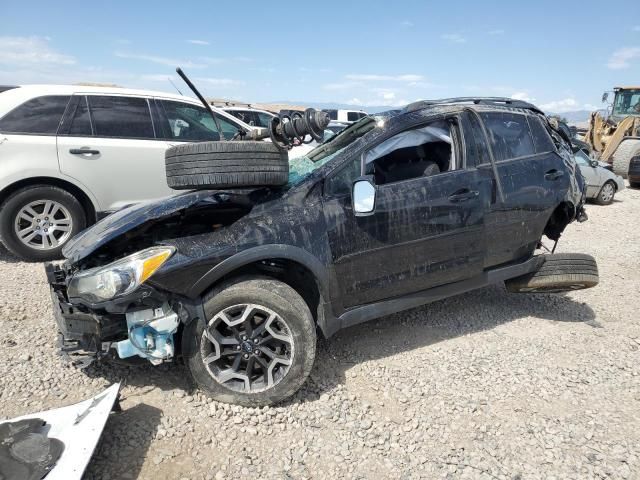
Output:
0 95 71 135
325 109 338 120
347 112 360 122
88 95 155 139
480 112 536 161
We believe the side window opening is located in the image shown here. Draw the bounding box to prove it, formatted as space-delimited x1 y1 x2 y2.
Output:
364 120 455 185
480 112 536 161
527 115 556 154
88 95 154 139
0 95 71 135
159 100 224 141
325 156 363 196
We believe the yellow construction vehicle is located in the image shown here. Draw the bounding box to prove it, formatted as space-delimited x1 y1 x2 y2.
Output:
584 86 640 177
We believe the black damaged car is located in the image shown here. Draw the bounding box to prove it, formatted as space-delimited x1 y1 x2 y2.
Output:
47 98 597 406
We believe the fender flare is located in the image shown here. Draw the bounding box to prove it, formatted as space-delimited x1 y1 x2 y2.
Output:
187 244 332 303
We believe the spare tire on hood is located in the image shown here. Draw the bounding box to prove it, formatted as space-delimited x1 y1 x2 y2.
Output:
165 141 289 190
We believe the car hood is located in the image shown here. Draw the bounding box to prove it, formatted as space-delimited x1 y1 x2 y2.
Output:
62 190 249 263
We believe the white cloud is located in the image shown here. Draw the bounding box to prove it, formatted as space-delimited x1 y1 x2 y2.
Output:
538 98 597 113
140 74 177 82
187 39 209 45
345 73 424 82
441 33 466 44
488 29 505 35
0 36 75 66
115 51 208 68
194 77 242 87
322 81 362 91
400 20 414 28
347 98 364 106
606 47 640 69
633 26 640 32
511 92 535 102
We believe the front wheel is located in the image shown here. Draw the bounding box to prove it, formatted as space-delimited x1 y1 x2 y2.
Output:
594 180 616 205
0 185 86 261
183 278 316 406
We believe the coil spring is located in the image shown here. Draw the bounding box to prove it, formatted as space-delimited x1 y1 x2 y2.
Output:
268 108 330 150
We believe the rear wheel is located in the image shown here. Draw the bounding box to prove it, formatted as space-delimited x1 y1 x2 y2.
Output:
0 185 86 261
594 180 616 205
183 278 316 406
505 253 599 293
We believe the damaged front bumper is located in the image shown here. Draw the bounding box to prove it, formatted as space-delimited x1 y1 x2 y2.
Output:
46 262 200 368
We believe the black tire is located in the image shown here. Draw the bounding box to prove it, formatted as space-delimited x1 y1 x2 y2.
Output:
505 253 599 293
183 277 316 406
612 139 640 178
594 180 616 205
630 181 640 189
165 141 289 190
0 185 86 262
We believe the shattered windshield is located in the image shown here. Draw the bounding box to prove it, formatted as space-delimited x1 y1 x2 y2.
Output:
612 89 640 116
287 116 377 185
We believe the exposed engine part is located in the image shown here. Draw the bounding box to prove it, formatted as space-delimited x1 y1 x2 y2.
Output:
267 109 331 150
115 304 179 365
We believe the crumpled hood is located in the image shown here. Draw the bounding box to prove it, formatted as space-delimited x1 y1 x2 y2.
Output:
62 191 224 263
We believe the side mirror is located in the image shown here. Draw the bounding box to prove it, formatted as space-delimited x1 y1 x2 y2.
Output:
602 92 609 103
590 160 599 168
352 176 376 216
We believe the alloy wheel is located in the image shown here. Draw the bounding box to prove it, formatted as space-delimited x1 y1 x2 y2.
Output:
200 303 294 393
600 183 614 203
13 200 73 250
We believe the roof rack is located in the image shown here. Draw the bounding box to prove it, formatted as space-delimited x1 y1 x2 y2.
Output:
405 97 544 115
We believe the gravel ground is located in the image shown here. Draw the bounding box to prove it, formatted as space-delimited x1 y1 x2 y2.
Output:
1 185 639 480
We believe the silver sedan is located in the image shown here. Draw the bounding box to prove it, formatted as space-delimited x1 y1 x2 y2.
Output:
574 150 625 205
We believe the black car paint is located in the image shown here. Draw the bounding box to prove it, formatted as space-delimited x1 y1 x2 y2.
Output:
52 103 586 351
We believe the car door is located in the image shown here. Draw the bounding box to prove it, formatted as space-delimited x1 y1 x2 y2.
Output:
57 94 172 213
478 111 564 267
323 115 491 309
574 150 601 197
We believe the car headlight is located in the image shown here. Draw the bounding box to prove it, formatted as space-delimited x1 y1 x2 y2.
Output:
67 247 175 303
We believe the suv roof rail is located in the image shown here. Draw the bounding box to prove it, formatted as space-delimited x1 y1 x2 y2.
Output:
405 97 544 115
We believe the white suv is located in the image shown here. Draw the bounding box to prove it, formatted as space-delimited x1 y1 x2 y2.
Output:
0 85 253 261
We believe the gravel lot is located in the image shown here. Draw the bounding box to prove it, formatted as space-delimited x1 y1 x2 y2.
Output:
1 185 639 480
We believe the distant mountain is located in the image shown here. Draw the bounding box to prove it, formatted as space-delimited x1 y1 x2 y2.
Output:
547 110 593 124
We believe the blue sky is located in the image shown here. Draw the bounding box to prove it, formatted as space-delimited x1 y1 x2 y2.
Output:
1 0 639 112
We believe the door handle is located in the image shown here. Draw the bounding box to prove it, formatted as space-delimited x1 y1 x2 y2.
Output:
448 189 479 203
544 169 564 181
69 148 100 155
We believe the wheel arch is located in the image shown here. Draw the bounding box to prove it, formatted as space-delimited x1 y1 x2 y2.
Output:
543 201 576 241
188 245 337 337
0 177 98 224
